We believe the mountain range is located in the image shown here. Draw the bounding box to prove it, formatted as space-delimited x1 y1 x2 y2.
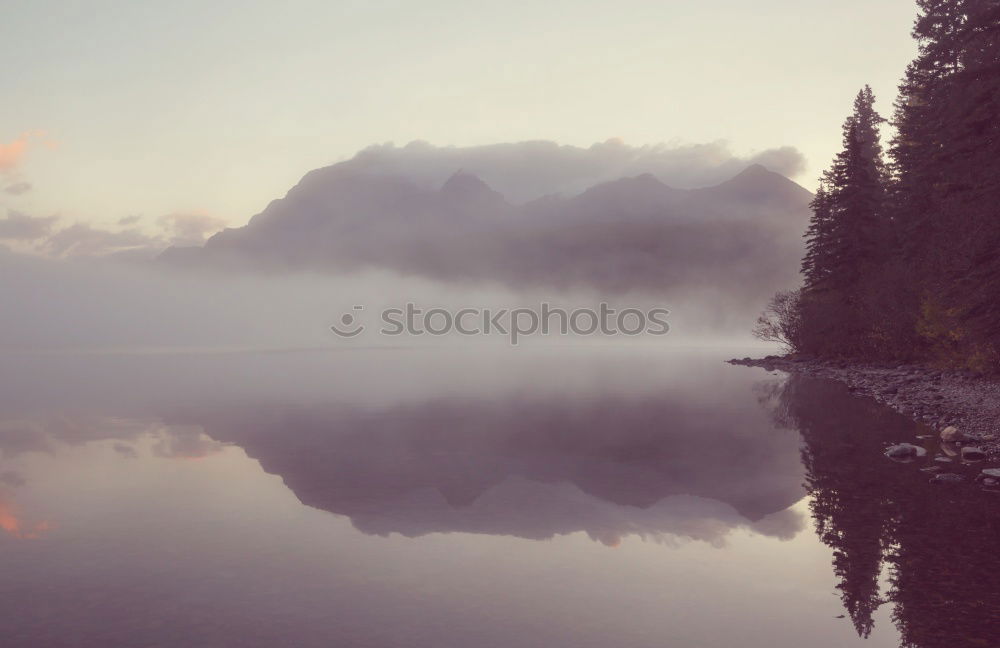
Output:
162 162 813 298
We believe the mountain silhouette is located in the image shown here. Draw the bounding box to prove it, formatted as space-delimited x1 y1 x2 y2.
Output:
161 163 811 298
694 163 813 206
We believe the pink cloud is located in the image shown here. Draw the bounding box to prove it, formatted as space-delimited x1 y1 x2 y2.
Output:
0 136 29 172
0 131 52 173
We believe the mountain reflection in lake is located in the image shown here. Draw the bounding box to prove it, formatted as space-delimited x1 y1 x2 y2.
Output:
0 349 996 647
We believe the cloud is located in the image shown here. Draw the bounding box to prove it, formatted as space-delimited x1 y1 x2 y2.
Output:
0 494 52 539
0 131 50 174
346 139 807 203
112 442 138 459
3 210 226 259
30 212 225 259
41 223 162 258
747 146 807 178
0 210 58 240
152 427 224 460
0 471 25 488
4 182 32 196
0 416 154 459
748 505 807 541
159 211 228 247
1 132 52 205
0 135 30 173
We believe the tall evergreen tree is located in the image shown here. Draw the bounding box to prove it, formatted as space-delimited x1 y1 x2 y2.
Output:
758 1 1000 368
798 88 887 355
801 183 834 290
890 0 1000 367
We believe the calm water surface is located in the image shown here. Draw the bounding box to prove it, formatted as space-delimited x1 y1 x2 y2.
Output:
0 347 997 647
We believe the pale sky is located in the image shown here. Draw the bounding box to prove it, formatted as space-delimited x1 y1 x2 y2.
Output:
2 0 918 231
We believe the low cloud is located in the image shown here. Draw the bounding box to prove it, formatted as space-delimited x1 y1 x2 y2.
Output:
112 442 138 459
152 426 224 460
41 223 161 258
4 182 32 196
0 210 226 259
159 211 228 247
0 471 25 488
0 210 58 241
749 506 807 541
346 139 807 203
747 147 806 177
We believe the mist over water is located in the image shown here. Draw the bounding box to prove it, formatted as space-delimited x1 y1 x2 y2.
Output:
0 254 771 351
1 148 811 353
4 346 994 647
6 138 993 648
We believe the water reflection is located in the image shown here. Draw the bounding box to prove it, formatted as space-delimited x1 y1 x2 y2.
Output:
770 375 1000 646
168 394 807 545
1 350 997 647
0 394 807 547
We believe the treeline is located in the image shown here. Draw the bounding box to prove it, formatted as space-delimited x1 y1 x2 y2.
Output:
755 0 1000 371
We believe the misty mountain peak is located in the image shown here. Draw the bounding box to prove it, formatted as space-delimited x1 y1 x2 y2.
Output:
577 173 672 200
723 163 789 187
440 170 501 199
736 163 769 177
618 172 670 188
707 163 813 206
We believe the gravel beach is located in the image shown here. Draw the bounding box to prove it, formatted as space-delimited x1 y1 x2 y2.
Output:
728 355 1000 459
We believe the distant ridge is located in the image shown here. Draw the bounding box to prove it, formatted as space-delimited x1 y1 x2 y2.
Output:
161 162 812 299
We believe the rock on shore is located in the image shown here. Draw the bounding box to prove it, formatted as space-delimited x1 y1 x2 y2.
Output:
728 355 1000 459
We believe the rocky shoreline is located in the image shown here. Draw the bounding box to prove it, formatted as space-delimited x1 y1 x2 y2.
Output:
728 355 1000 460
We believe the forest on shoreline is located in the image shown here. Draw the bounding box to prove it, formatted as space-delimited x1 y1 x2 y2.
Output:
755 0 1000 371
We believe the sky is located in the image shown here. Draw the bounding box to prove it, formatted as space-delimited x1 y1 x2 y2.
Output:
2 0 919 232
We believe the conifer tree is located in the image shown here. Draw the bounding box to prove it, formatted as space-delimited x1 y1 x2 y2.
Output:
798 89 887 354
758 1 1000 367
890 0 1000 366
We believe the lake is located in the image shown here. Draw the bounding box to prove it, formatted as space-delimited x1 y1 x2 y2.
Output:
0 347 997 647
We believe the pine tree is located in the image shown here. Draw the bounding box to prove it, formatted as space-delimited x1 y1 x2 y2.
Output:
759 1 1000 367
852 86 889 186
801 183 834 290
798 89 887 355
890 0 1000 367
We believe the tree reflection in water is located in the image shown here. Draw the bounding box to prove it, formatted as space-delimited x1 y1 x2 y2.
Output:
764 375 1000 647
